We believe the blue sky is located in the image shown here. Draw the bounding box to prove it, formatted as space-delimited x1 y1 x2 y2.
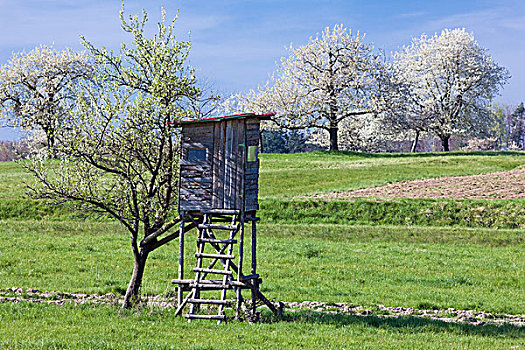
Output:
1 0 524 140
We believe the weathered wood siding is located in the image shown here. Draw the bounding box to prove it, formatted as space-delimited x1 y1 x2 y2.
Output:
212 119 245 210
211 121 225 208
179 123 214 211
244 119 260 211
179 117 261 212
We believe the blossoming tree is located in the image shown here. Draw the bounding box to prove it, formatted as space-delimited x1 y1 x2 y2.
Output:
27 6 202 308
227 25 381 151
0 47 91 153
391 28 510 151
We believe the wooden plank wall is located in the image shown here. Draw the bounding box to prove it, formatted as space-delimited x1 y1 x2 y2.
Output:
179 123 214 211
235 119 245 209
211 122 225 208
245 119 260 211
223 120 235 207
179 118 261 212
219 119 245 210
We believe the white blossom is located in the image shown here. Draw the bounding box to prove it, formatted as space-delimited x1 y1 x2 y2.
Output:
0 46 92 153
389 28 510 151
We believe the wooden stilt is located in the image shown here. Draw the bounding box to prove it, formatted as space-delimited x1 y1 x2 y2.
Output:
236 212 245 319
251 219 257 319
189 215 206 317
177 215 186 307
251 219 257 275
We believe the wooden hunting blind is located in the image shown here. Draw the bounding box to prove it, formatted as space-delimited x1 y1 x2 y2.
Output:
178 112 272 212
171 113 279 323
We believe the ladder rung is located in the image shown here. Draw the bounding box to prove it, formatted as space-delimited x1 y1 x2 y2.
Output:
187 280 249 289
203 217 232 223
190 283 232 289
202 209 240 215
197 238 237 244
188 298 229 305
172 279 248 288
198 224 239 231
184 314 226 320
177 279 226 285
195 253 235 259
171 279 192 285
193 268 233 275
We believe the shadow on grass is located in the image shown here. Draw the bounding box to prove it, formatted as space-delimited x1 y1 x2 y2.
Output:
261 310 525 338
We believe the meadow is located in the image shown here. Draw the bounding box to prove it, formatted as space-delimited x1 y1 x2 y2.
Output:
0 151 524 349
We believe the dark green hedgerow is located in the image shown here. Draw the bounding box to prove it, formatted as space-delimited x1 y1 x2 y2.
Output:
3 197 525 229
0 199 107 221
259 198 525 229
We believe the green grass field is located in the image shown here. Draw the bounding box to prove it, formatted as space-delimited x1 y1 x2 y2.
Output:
1 151 524 349
1 303 523 349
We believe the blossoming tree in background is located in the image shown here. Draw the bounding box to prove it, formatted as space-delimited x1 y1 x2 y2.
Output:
0 47 91 154
226 25 381 151
391 28 510 151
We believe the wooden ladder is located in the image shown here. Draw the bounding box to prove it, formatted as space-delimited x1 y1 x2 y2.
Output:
183 210 240 324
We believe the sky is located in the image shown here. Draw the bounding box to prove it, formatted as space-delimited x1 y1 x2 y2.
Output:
0 0 524 140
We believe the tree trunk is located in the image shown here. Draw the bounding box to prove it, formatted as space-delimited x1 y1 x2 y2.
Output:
123 250 149 308
329 125 338 151
441 135 450 152
43 128 58 158
410 131 420 153
259 131 264 154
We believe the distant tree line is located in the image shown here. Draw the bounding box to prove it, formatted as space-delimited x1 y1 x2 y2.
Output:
486 102 525 150
0 140 28 161
259 102 525 153
0 24 518 154
261 129 310 153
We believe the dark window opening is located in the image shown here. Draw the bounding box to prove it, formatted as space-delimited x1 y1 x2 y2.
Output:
187 148 207 162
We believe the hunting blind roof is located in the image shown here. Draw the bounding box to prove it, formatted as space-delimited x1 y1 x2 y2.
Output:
171 112 275 126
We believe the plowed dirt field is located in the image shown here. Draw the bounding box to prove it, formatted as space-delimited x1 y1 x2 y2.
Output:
322 167 525 200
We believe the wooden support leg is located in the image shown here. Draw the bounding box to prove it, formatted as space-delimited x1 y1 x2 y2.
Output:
234 286 246 320
190 219 205 315
174 289 195 317
177 217 186 307
251 220 257 319
254 288 279 315
236 217 245 320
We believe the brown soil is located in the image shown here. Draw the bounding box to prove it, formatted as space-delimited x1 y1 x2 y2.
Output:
323 168 525 200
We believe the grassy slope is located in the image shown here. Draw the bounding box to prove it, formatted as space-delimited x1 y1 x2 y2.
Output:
259 198 525 229
259 151 525 198
1 151 524 349
2 151 524 200
3 152 525 227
